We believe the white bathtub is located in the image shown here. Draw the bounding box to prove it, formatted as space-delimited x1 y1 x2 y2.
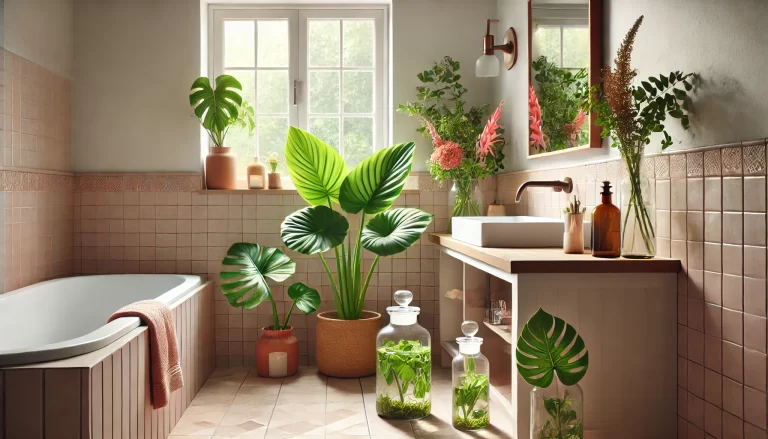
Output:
0 274 202 367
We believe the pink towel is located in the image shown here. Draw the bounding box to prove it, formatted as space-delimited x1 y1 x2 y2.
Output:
108 300 184 408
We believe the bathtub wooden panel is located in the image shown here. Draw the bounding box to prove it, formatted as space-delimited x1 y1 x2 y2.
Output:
45 368 82 438
1 281 215 439
103 354 113 439
92 363 103 439
82 368 92 439
0 371 5 439
129 339 138 439
5 369 44 439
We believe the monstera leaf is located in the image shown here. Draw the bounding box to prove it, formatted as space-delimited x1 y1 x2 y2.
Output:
516 308 589 387
287 282 321 315
219 243 295 309
361 208 433 257
338 142 416 215
281 205 350 254
285 127 348 206
189 75 243 135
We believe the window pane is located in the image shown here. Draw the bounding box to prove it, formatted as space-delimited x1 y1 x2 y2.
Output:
310 117 340 151
224 21 255 68
257 70 289 114
257 20 289 68
562 27 589 69
343 20 374 67
228 126 255 179
224 69 255 107
309 71 340 114
309 20 340 67
343 71 373 114
258 117 289 173
532 26 561 66
343 117 373 166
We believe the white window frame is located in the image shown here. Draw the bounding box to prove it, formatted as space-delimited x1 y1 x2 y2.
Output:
532 23 589 71
208 5 389 166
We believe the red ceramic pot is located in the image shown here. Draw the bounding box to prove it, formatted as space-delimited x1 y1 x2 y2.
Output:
255 326 299 378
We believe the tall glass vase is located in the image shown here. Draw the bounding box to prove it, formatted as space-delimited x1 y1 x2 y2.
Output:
621 152 656 258
530 378 584 439
449 178 482 218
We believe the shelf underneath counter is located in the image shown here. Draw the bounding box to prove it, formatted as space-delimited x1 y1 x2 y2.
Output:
429 233 681 274
483 321 513 345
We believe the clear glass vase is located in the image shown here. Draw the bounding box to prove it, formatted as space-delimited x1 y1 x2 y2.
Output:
376 291 432 420
530 379 584 439
621 154 656 259
449 178 482 218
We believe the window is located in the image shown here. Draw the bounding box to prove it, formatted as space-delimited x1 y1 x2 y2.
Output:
210 7 388 178
532 24 589 71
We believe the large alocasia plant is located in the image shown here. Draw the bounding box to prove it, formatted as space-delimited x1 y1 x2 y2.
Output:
281 127 433 320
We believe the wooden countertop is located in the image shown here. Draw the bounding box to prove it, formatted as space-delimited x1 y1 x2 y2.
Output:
428 233 681 274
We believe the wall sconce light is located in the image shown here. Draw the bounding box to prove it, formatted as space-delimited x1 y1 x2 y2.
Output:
475 19 518 77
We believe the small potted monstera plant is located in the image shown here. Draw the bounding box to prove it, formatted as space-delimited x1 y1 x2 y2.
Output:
189 74 254 189
220 242 320 378
516 309 589 439
281 127 433 378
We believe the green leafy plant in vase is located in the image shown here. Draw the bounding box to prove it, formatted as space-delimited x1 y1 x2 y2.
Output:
376 339 432 419
281 127 433 377
452 356 490 430
585 15 696 258
189 74 255 190
517 309 589 439
219 242 320 377
399 56 506 219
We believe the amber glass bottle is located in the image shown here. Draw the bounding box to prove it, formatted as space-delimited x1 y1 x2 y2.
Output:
591 181 621 258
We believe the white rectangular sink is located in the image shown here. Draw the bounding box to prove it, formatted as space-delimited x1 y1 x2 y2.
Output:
451 216 590 248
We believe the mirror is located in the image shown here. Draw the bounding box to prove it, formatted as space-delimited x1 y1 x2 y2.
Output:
527 0 601 158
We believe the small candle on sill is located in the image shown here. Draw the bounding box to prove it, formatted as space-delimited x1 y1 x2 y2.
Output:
268 352 288 377
247 157 266 189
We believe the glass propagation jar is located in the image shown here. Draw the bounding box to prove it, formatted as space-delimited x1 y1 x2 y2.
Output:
376 290 432 420
452 321 490 430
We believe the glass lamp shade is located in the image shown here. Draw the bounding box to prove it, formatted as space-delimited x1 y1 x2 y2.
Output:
475 54 500 77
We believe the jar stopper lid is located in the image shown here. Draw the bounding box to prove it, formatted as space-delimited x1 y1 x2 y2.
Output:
456 320 483 348
387 290 420 315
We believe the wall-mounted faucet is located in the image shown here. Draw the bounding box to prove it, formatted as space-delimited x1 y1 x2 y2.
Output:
515 177 573 203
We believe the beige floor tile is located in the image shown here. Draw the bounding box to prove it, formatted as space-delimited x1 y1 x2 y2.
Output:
173 412 226 436
214 409 272 437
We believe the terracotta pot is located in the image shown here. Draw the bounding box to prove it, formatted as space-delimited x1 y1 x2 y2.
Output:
316 311 381 378
205 147 237 189
255 326 299 378
268 173 283 189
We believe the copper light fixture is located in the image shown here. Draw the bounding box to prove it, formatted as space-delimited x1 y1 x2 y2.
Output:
476 19 518 77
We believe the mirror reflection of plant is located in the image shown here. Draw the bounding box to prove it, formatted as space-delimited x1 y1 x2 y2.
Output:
398 56 506 183
452 356 490 430
189 75 255 147
531 56 589 152
376 339 432 418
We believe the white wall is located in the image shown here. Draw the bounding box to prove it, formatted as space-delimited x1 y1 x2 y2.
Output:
5 0 74 78
496 0 768 172
72 0 201 173
392 0 497 172
71 0 494 173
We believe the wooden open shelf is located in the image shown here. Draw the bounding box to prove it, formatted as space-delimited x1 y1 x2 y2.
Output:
483 320 513 345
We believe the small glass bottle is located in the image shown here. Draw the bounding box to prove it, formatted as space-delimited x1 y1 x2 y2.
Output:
376 290 432 420
452 321 490 430
247 157 266 189
591 181 621 258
